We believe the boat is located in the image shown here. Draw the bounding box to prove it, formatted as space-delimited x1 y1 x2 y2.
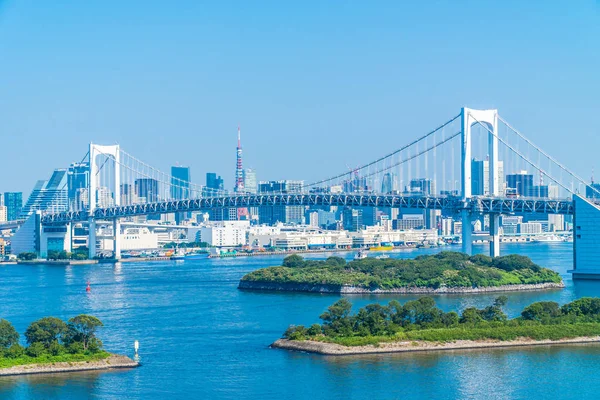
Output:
354 251 367 260
375 254 390 260
185 252 208 260
170 247 186 260
369 245 394 251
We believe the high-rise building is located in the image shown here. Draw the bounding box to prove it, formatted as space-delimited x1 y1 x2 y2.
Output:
381 173 398 194
234 127 244 193
471 159 504 196
206 173 224 191
171 166 191 224
135 178 159 203
409 178 433 195
586 182 600 199
506 171 534 197
342 207 362 232
3 192 23 221
67 162 89 210
171 166 191 200
20 169 69 218
96 187 114 208
120 184 134 205
243 168 257 194
258 180 305 224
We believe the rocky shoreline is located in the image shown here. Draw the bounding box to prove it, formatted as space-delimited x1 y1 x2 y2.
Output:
238 280 565 294
0 354 139 377
272 336 600 356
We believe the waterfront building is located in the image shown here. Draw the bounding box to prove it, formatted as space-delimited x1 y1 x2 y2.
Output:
506 171 533 197
393 215 424 230
548 214 565 231
305 209 336 229
198 221 249 247
20 169 69 218
243 168 257 194
440 217 453 236
0 206 6 222
518 222 543 235
3 192 23 221
99 227 158 251
67 162 89 210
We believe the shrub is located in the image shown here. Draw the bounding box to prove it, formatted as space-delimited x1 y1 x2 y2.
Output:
0 319 19 349
66 341 85 354
4 344 25 359
26 342 46 358
48 341 63 356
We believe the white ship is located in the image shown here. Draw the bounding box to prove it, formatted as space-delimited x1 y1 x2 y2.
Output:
532 234 563 243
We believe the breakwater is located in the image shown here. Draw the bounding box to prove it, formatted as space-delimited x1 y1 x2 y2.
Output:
238 281 565 294
272 337 600 356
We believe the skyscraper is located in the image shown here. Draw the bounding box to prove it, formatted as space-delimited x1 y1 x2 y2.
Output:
506 171 533 197
471 159 504 196
20 169 69 218
171 166 191 200
135 178 159 203
206 173 224 191
409 178 433 195
171 166 191 224
234 126 244 193
3 192 23 221
67 162 89 210
381 173 398 194
258 180 305 224
243 168 257 194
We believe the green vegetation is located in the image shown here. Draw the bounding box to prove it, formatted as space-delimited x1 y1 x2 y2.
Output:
163 241 209 249
17 252 37 261
241 252 562 290
0 314 108 369
283 297 600 346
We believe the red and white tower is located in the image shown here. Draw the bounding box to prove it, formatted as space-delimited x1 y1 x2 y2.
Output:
235 126 244 193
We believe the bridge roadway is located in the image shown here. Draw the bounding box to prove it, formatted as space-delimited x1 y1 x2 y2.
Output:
39 193 574 225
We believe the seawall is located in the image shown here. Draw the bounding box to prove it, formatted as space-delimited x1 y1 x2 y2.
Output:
272 337 600 356
0 354 139 377
238 281 565 294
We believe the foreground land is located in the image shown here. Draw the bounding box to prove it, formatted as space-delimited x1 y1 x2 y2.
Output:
0 314 139 376
240 252 563 293
0 353 138 376
277 296 600 355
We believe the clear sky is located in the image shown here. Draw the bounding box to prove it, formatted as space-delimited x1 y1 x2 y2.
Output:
0 1 598 195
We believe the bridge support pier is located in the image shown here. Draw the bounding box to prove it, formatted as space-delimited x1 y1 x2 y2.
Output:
89 219 97 259
489 214 500 258
113 219 121 260
461 210 473 255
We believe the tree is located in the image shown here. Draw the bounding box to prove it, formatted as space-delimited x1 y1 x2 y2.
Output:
282 254 304 268
459 307 483 324
491 254 540 272
0 319 19 349
67 315 104 350
325 256 346 267
47 250 60 260
494 296 508 308
320 298 354 335
26 342 46 357
25 317 68 347
521 301 562 321
17 252 37 261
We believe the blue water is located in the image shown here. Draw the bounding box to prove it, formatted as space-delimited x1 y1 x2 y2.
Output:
1 243 600 399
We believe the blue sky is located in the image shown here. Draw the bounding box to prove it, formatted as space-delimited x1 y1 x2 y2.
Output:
0 1 598 195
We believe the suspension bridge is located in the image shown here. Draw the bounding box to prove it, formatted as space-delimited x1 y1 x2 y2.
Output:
18 107 600 277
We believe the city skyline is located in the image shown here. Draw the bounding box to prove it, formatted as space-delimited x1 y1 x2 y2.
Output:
1 2 598 194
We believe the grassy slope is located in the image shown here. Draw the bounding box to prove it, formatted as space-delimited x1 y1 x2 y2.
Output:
0 351 111 369
313 324 600 347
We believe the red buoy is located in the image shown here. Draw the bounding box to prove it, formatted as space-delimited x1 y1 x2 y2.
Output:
86 281 91 292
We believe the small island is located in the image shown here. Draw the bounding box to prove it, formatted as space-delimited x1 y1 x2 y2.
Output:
273 297 600 355
239 252 563 294
0 315 138 376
